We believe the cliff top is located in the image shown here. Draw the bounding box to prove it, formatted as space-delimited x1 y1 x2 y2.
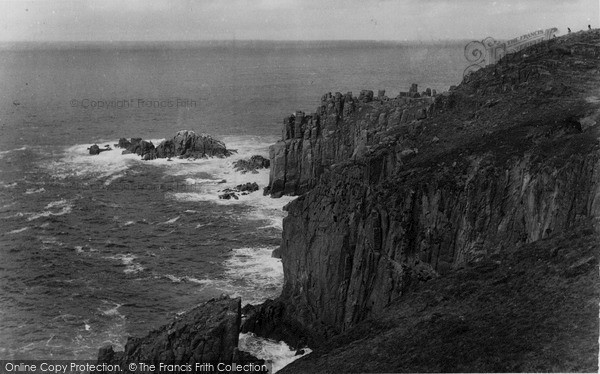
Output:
370 29 600 185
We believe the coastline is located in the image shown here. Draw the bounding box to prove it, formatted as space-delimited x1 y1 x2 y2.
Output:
95 30 599 373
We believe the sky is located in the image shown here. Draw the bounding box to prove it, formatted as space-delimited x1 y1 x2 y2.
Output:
0 0 598 42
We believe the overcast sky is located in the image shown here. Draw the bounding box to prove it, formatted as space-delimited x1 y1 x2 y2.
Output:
0 0 597 42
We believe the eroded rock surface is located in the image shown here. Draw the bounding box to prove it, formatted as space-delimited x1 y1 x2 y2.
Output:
115 130 235 160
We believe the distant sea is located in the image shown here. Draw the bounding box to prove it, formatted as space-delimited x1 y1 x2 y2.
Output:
0 40 466 366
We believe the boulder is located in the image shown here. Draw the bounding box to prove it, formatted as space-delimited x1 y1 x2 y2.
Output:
218 182 259 200
233 155 270 174
88 144 101 155
88 144 111 155
236 182 259 192
219 190 239 200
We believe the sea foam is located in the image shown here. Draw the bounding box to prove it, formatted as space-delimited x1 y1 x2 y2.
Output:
239 333 312 373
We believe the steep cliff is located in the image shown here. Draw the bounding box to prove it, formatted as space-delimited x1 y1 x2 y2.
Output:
281 221 599 372
246 30 600 369
266 89 434 197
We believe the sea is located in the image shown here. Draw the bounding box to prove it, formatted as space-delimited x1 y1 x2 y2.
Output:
0 40 466 370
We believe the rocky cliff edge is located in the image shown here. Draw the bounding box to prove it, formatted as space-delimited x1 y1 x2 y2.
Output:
245 30 600 372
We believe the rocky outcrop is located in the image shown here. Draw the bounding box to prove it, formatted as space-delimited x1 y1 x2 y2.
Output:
233 155 270 174
252 30 600 363
115 131 235 160
218 182 260 200
88 144 112 155
265 87 437 197
97 296 268 373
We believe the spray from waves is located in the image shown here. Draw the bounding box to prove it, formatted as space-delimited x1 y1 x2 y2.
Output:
159 216 180 225
6 227 29 234
239 333 312 373
223 247 284 305
0 146 27 158
105 254 145 274
27 199 73 221
43 143 141 185
25 187 46 195
157 246 283 305
162 135 297 229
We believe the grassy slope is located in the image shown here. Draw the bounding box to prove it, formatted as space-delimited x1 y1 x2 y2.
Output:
282 222 599 373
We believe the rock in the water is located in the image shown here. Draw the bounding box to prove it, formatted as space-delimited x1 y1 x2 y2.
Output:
219 190 239 200
114 131 234 161
88 144 101 155
88 144 111 155
233 155 270 173
236 182 259 192
218 182 259 200
155 139 176 158
117 138 131 149
171 130 234 159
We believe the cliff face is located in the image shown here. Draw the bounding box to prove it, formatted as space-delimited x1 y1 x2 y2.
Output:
258 31 600 345
266 89 434 197
281 221 599 373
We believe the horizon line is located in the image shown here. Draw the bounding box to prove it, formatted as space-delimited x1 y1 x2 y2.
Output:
0 38 474 44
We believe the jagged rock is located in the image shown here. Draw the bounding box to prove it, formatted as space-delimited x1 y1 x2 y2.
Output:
117 138 131 149
271 247 282 259
114 131 234 161
97 296 267 373
236 182 259 192
240 301 317 350
171 130 234 159
88 144 111 155
155 139 176 158
233 155 270 174
218 183 259 200
88 144 101 155
266 85 435 197
219 190 239 200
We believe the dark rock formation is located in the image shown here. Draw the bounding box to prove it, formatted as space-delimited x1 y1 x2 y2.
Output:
233 155 270 174
88 144 112 155
236 182 259 192
117 138 131 149
241 301 316 350
250 30 600 372
218 182 260 200
265 88 436 197
115 131 235 160
97 296 268 373
169 130 234 159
